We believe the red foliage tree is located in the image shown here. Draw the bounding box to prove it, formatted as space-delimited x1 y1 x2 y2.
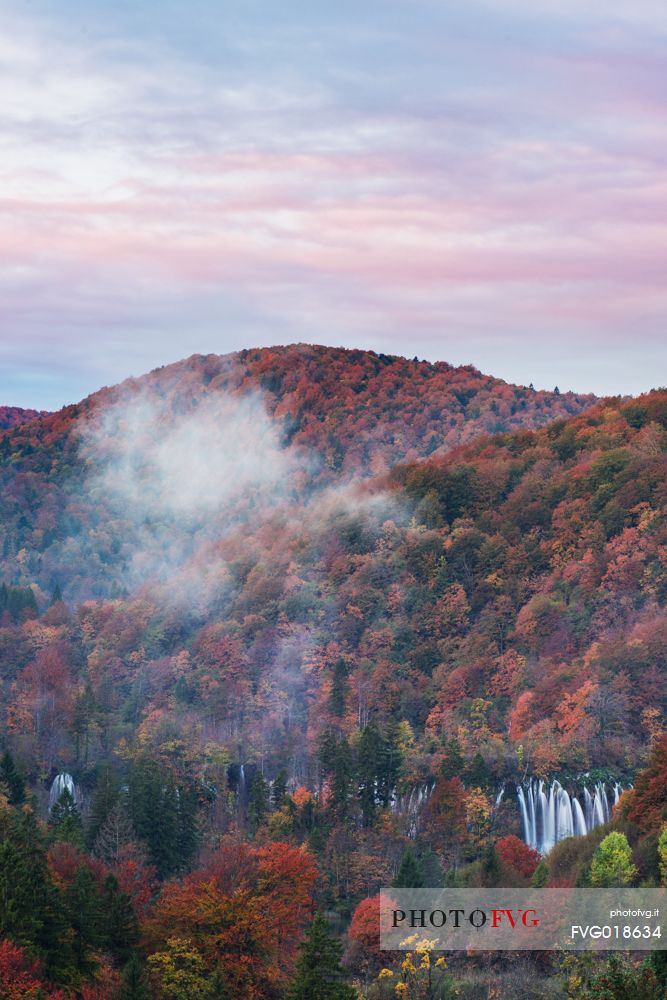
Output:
495 835 541 879
348 894 382 957
0 941 50 1000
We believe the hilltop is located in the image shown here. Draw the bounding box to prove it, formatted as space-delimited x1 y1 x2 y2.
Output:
0 344 596 600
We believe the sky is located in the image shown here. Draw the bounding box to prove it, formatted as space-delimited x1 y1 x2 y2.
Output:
0 0 666 409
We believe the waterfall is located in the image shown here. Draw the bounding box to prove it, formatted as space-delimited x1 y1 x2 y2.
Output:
514 778 624 854
49 772 77 811
555 784 574 841
517 785 530 844
391 782 434 836
592 784 606 827
583 787 593 828
572 798 587 836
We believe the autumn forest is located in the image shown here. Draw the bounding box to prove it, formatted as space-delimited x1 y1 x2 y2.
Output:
0 345 666 999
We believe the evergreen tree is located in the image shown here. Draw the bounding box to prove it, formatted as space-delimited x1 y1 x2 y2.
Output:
289 913 356 1000
87 765 121 849
319 731 353 825
6 585 38 622
153 776 181 878
248 771 269 831
531 859 549 887
102 873 139 965
176 782 199 867
70 682 98 765
329 659 349 718
50 788 83 847
649 948 667 992
50 582 63 605
62 865 102 977
377 722 402 809
440 738 464 779
465 751 491 790
392 848 425 888
118 952 150 1000
482 842 501 884
0 749 26 805
0 806 67 970
357 723 383 828
128 758 199 877
272 768 288 810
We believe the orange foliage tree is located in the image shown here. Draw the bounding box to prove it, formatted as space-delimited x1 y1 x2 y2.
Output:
148 841 317 998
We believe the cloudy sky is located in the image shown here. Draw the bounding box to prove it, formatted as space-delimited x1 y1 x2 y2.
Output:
1 0 665 409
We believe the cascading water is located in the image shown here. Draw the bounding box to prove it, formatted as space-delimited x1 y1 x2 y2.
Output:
49 772 77 811
391 782 434 836
515 779 623 854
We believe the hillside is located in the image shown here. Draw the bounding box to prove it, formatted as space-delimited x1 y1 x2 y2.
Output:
0 344 595 601
1 387 664 785
0 367 664 998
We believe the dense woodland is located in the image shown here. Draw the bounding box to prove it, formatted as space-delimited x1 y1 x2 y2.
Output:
0 407 49 432
0 347 665 998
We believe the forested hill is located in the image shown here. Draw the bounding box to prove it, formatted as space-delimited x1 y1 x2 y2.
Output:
0 405 50 430
0 371 665 998
1 386 664 788
0 344 596 601
1 345 595 475
126 345 596 473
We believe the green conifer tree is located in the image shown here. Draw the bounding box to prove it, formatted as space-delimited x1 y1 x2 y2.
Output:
63 865 102 977
465 751 491 790
329 659 349 718
320 732 353 825
0 806 68 973
70 682 98 765
440 738 464 779
0 749 26 805
289 913 356 1000
102 873 139 965
272 768 288 810
118 952 150 1000
392 848 425 888
377 722 402 809
357 723 382 828
128 757 190 877
50 788 84 847
248 771 269 831
86 765 121 849
176 782 199 868
531 859 549 888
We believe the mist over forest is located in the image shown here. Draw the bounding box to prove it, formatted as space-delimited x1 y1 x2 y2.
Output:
0 345 665 998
